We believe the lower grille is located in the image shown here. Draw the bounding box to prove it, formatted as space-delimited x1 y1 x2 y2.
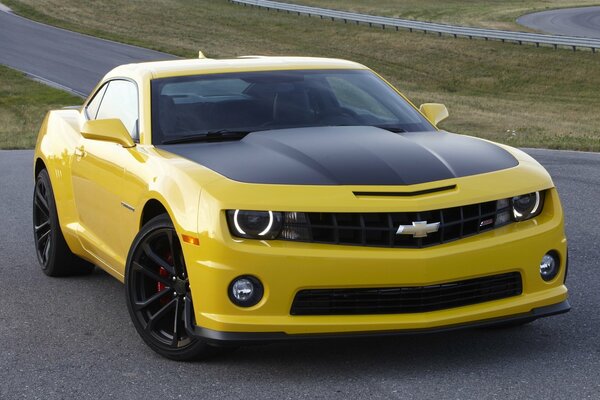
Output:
291 272 522 316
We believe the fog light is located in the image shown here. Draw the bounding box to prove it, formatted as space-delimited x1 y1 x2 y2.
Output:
229 276 264 307
540 252 559 281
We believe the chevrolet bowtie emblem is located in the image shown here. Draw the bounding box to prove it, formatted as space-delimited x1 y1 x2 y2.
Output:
396 221 440 238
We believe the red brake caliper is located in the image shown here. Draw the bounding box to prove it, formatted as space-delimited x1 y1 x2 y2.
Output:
157 252 174 305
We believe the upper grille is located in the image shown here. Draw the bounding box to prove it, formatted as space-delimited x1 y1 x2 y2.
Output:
280 199 511 248
291 272 522 316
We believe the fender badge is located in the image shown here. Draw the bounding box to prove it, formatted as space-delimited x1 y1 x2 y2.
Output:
120 201 135 212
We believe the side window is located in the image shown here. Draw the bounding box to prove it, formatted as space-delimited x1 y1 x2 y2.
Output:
95 80 139 141
85 84 108 120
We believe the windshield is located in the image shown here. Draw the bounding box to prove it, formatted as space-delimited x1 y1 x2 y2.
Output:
151 69 434 144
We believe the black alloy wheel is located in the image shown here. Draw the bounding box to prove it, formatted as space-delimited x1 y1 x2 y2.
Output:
125 214 218 360
33 169 94 276
34 173 53 266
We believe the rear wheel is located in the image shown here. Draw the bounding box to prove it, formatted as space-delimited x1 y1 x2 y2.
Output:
33 169 94 276
125 214 219 361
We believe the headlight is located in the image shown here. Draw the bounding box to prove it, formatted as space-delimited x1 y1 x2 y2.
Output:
511 191 544 221
226 210 283 239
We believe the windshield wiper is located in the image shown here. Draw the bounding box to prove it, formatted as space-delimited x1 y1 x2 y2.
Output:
373 125 407 133
161 130 253 144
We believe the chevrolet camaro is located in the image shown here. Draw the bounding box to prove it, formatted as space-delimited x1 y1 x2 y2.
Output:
33 56 569 360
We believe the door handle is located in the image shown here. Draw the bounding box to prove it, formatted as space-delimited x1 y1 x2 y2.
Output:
74 146 86 158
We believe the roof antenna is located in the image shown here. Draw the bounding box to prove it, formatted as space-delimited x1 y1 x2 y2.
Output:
198 50 206 59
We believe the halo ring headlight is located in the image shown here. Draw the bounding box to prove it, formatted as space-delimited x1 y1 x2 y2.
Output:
227 210 283 240
512 191 543 221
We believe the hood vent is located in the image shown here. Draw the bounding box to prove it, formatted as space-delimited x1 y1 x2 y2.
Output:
353 184 456 198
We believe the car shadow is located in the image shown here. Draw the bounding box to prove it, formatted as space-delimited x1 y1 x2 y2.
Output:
61 264 571 376
216 323 556 369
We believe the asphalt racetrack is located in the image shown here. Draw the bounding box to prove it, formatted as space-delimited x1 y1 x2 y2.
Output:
518 6 600 39
0 7 175 96
1 149 599 400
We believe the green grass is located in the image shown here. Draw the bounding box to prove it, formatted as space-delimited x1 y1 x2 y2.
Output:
2 0 600 151
290 0 600 30
0 65 82 149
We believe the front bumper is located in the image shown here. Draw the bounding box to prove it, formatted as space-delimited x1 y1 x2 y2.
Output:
181 187 568 340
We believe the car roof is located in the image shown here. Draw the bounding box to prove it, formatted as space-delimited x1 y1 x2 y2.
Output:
105 56 369 81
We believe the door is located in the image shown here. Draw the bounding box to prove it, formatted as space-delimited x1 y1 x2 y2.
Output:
71 79 142 273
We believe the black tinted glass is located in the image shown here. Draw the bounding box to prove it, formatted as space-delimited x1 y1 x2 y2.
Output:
151 69 434 144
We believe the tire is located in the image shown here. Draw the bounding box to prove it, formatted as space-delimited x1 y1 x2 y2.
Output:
33 169 95 277
124 214 219 361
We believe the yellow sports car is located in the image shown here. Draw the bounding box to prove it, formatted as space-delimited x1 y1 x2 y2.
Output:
33 56 569 360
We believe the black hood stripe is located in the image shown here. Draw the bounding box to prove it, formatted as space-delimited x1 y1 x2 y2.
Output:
158 127 518 186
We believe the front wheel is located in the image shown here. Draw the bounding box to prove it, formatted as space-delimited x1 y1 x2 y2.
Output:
125 214 218 361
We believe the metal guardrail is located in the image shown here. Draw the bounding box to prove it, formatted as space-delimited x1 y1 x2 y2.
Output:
230 0 600 52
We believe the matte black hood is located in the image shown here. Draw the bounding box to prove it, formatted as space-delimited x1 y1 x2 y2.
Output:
158 127 518 185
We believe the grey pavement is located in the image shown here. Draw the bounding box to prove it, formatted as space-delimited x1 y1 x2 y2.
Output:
518 6 600 39
0 8 176 97
1 148 599 400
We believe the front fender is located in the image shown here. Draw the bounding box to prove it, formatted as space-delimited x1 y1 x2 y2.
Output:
34 109 86 255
